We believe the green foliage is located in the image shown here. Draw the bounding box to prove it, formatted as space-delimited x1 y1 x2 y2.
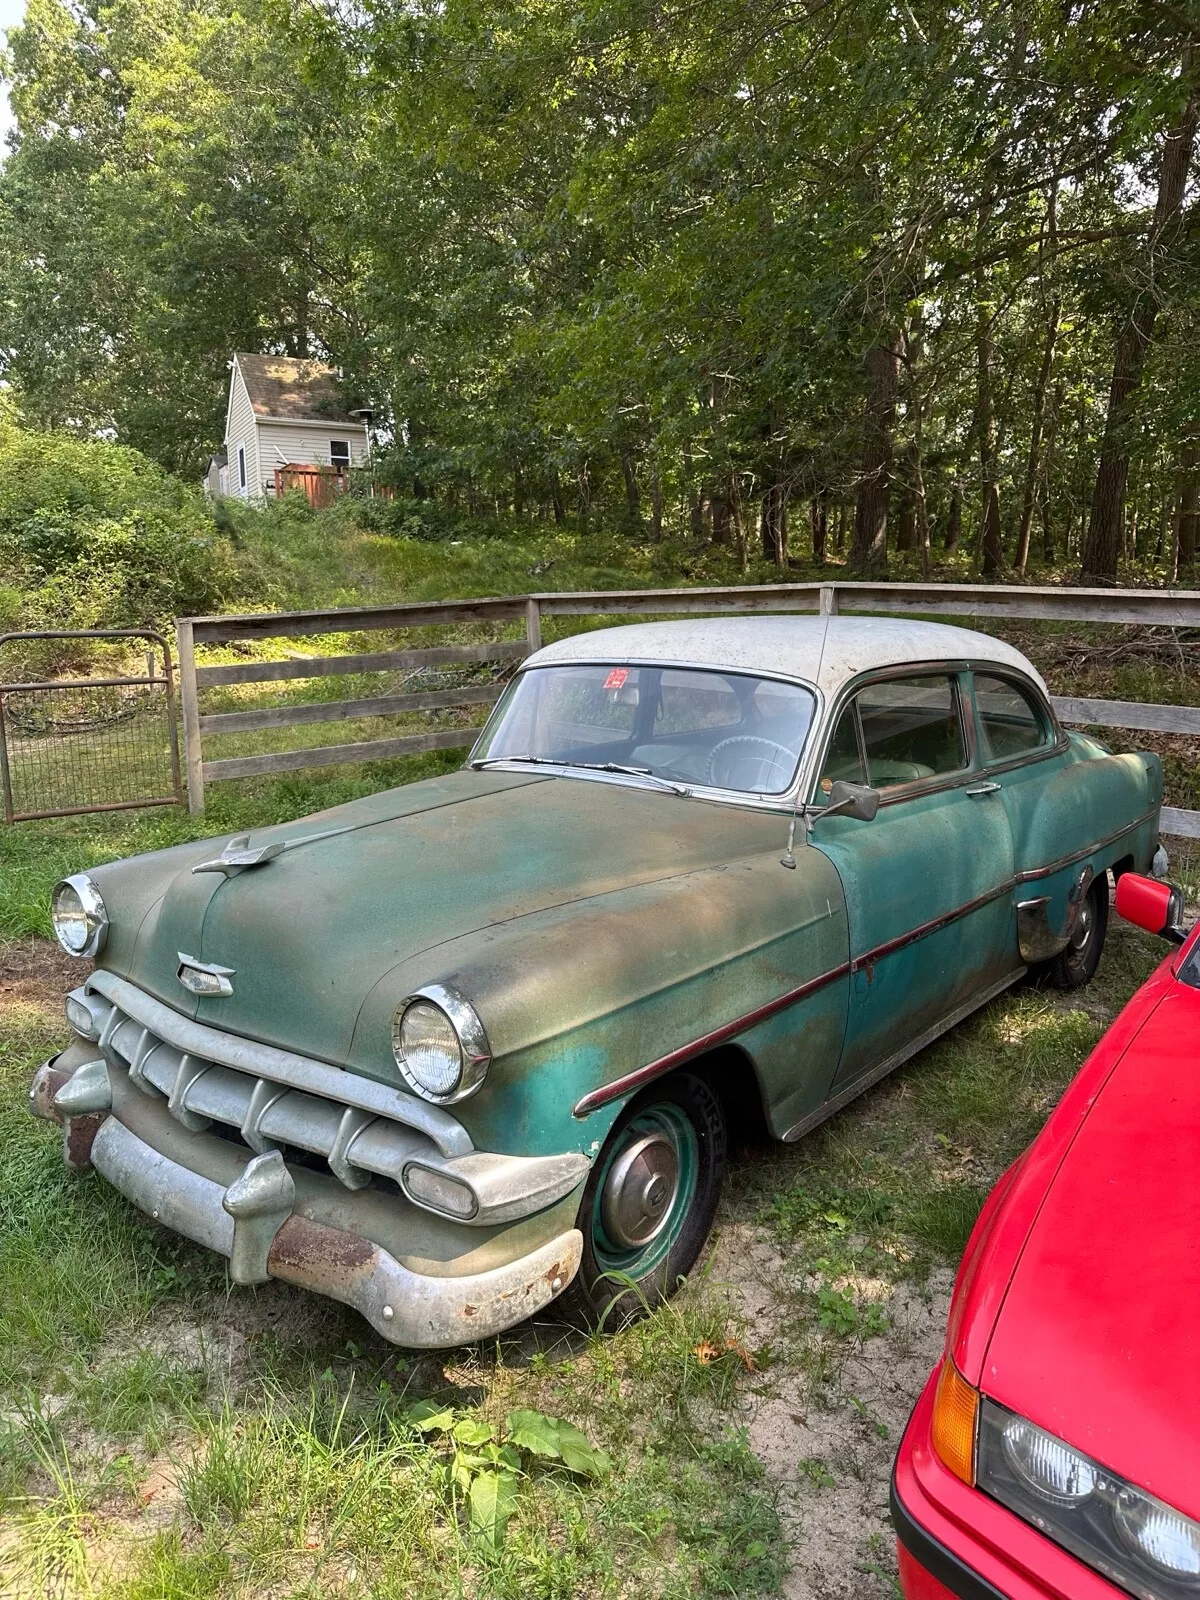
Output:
1 0 1196 578
0 416 238 632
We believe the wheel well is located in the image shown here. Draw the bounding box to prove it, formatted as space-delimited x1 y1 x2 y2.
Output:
677 1044 771 1149
1110 853 1134 883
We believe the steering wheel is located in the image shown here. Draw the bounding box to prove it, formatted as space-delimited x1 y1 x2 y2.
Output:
705 735 795 791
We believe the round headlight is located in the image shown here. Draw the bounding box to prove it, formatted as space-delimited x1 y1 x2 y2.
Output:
50 874 108 958
1115 1487 1200 1578
1001 1416 1097 1505
392 984 491 1103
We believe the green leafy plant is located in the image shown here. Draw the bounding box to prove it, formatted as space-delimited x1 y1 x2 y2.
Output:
406 1400 610 1550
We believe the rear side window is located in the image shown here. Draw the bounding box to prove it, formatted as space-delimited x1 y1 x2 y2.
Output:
856 675 967 788
974 674 1050 762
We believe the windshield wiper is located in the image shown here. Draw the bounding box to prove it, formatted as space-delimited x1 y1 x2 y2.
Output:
472 754 689 796
471 754 558 769
571 761 691 796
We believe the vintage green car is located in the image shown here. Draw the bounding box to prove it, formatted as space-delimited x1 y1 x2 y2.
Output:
31 617 1163 1346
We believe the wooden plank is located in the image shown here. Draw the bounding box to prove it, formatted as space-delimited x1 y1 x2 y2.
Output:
1051 697 1200 736
203 728 482 783
175 618 205 815
190 596 527 644
1160 806 1200 839
826 583 1200 627
195 641 528 688
537 588 823 617
183 580 1200 649
199 683 503 735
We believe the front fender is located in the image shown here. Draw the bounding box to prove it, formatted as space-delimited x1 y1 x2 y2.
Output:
352 845 851 1157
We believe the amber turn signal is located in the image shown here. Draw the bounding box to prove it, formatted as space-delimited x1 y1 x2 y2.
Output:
931 1358 979 1485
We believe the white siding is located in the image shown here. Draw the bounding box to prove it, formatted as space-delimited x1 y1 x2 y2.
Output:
256 421 369 487
224 362 262 499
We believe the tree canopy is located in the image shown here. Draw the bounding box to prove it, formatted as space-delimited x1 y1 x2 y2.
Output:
1 0 1197 580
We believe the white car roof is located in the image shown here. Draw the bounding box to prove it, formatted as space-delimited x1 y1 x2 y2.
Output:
527 615 1049 699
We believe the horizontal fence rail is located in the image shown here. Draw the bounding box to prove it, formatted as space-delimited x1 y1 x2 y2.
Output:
177 582 1200 836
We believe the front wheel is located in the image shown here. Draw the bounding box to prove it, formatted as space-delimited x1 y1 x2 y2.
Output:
566 1073 726 1331
1040 873 1109 990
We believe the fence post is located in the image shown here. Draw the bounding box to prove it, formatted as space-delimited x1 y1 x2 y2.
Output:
819 583 839 617
525 597 543 653
176 619 205 815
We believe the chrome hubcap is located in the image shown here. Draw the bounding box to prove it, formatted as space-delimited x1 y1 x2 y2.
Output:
1070 901 1093 950
599 1132 680 1249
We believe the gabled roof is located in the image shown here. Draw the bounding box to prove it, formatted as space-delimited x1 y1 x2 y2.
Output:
233 353 364 426
529 616 1048 697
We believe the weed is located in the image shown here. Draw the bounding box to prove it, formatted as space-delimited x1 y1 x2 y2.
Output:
798 1456 836 1490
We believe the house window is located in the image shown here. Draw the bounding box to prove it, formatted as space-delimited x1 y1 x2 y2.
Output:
330 440 351 472
237 444 247 491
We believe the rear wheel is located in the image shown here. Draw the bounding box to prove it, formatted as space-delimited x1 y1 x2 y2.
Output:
1041 873 1109 990
566 1073 726 1330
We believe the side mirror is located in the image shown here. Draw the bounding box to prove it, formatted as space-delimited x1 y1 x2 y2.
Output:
1115 872 1187 945
821 780 880 823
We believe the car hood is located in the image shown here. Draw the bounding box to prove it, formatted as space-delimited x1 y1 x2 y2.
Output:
106 768 793 1069
981 974 1200 1520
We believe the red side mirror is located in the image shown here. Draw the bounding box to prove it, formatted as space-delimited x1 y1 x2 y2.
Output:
1115 873 1187 944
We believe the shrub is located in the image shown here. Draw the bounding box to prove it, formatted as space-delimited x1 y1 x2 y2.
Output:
0 415 239 634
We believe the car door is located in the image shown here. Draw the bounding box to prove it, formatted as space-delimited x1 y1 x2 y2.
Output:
969 669 1087 953
810 668 1019 1090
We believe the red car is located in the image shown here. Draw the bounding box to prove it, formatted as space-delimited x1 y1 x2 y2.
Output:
892 871 1200 1600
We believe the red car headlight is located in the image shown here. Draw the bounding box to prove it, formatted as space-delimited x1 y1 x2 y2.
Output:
978 1399 1200 1597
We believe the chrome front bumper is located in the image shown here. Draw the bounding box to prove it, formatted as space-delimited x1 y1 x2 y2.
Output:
31 1053 584 1348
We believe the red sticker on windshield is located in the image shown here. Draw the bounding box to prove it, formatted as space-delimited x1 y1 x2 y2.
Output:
604 668 629 689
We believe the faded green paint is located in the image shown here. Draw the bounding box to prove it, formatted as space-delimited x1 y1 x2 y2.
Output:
74 676 1162 1278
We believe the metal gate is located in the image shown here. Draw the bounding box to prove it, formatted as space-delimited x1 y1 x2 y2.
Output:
0 630 184 822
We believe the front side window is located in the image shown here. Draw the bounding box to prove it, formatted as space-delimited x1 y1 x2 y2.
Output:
855 675 967 789
473 664 817 795
817 703 866 797
974 674 1050 762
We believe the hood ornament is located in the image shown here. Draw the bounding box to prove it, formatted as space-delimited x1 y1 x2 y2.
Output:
192 836 284 877
192 824 358 878
177 954 235 997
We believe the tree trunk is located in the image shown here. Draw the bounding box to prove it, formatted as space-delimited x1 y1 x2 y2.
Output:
835 502 846 554
810 495 827 565
851 334 900 573
621 453 642 530
729 475 748 571
760 480 788 566
895 466 916 551
1178 444 1199 573
513 465 524 519
650 474 663 543
1082 48 1199 581
945 480 963 552
1015 297 1060 572
1041 376 1064 563
711 491 730 544
976 299 1004 575
549 466 566 525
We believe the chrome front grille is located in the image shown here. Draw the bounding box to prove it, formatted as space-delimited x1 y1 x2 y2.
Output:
81 970 468 1190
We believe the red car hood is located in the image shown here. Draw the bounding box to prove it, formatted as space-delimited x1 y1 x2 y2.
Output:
982 975 1200 1520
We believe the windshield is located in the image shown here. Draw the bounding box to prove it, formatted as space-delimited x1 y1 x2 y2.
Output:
473 664 817 796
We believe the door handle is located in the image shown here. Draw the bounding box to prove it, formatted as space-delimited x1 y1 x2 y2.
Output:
965 781 1001 797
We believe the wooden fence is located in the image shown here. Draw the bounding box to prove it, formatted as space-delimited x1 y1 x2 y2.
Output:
176 580 1200 835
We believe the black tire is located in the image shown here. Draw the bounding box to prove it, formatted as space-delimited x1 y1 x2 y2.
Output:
1041 873 1109 990
564 1072 726 1331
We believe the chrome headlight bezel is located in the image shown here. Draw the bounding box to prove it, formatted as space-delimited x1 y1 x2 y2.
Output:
978 1398 1200 1597
50 874 109 958
391 983 491 1104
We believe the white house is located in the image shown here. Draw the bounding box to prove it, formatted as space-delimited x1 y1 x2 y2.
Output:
211 353 371 499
